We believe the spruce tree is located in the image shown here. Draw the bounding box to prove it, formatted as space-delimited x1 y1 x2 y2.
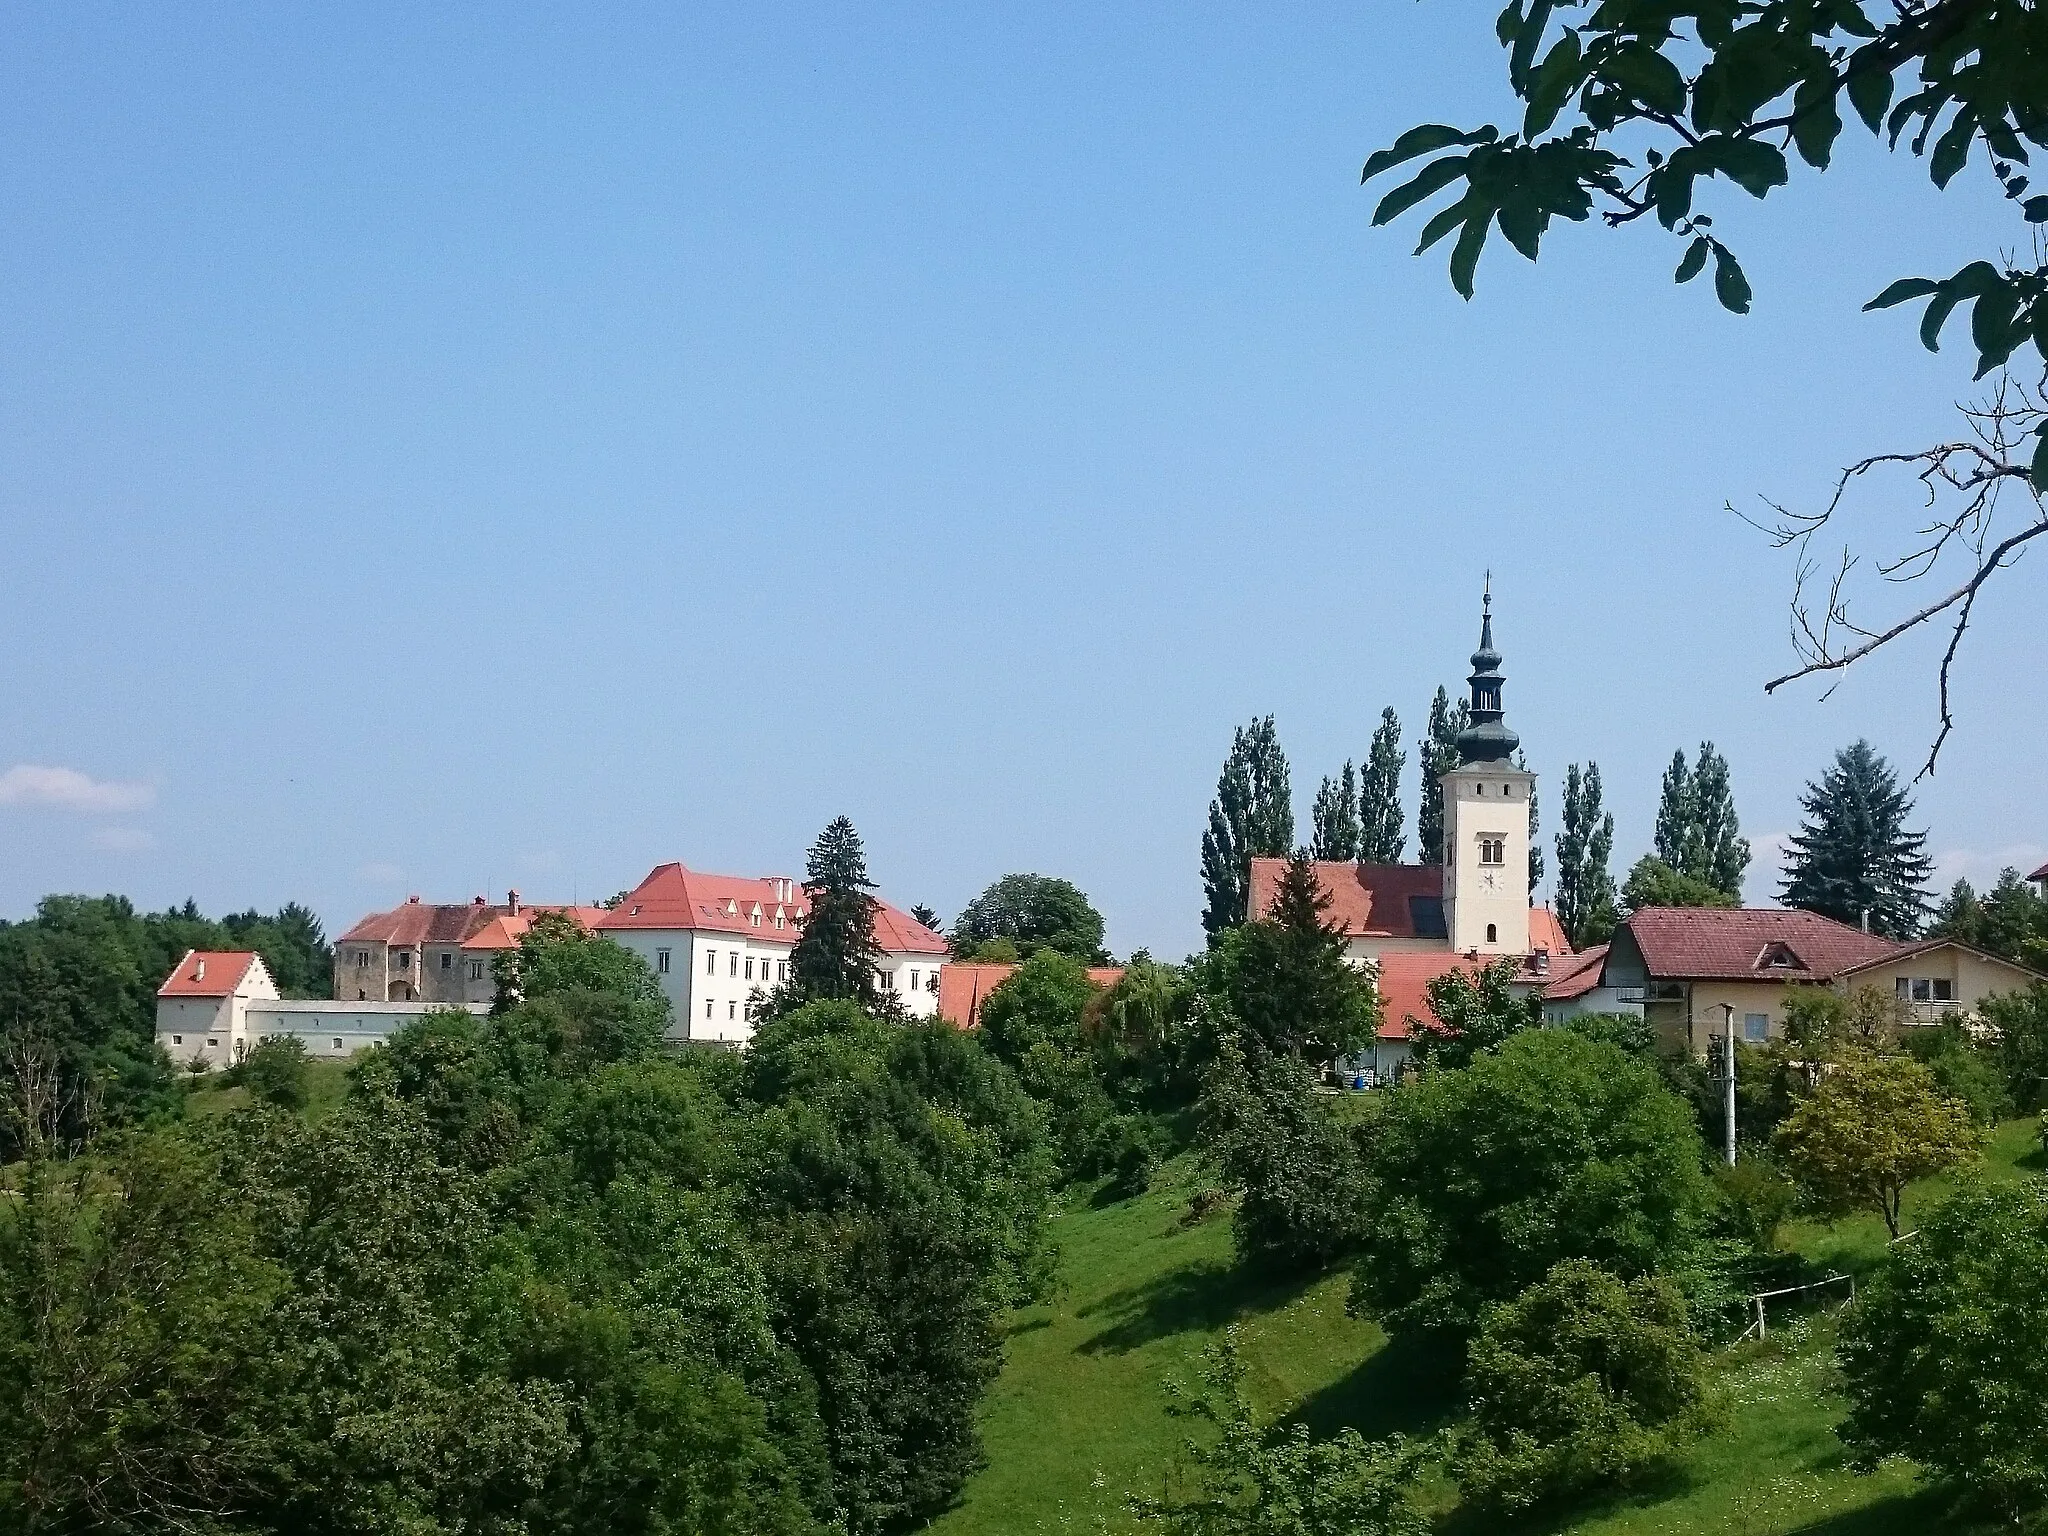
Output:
788 815 886 1008
1213 850 1375 1062
1416 688 1470 865
1357 707 1407 863
1520 750 1544 898
1689 741 1751 900
1199 716 1294 937
1554 762 1617 949
1310 763 1361 861
1653 750 1699 874
1930 878 1983 946
910 903 944 934
1779 740 1934 939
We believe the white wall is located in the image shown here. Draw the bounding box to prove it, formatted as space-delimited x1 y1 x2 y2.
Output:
1442 763 1534 956
245 1001 488 1058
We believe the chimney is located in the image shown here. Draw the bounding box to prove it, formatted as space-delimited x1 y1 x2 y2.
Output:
508 889 521 915
1533 947 1550 976
194 958 205 982
1860 909 1870 934
473 895 487 905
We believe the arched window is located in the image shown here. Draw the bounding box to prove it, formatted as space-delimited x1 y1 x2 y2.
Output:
1486 923 1498 943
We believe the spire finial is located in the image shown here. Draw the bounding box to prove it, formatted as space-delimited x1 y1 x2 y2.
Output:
1456 579 1518 765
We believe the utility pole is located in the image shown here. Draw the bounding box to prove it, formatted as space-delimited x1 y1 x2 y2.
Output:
1719 1002 1737 1167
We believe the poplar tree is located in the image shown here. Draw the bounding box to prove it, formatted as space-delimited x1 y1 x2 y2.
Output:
1357 707 1407 863
1554 763 1617 949
1416 688 1469 865
1310 763 1361 861
1780 741 1934 940
1653 751 1699 874
1200 717 1294 937
1690 742 1751 901
1521 750 1544 898
788 815 885 1008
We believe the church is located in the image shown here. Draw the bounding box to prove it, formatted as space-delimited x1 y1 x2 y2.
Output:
1246 592 1569 1080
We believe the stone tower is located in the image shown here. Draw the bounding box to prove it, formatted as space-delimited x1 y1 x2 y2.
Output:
1440 584 1534 957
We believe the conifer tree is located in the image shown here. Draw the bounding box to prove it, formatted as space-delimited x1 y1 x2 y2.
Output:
1520 750 1544 898
788 815 886 1008
1779 741 1934 940
910 903 944 935
1554 763 1617 949
1653 750 1698 874
1357 708 1407 863
1689 741 1751 901
1199 717 1294 937
1310 763 1361 861
1416 688 1470 865
1930 878 1983 946
1211 850 1376 1062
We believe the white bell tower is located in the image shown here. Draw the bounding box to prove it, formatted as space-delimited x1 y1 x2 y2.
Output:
1440 583 1534 957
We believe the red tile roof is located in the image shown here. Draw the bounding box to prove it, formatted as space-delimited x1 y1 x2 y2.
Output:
1541 944 1610 1002
460 907 610 951
158 950 264 998
596 863 946 955
1834 937 2048 984
1620 907 1901 983
2031 860 2048 884
937 961 1126 1029
1528 906 1569 957
1247 859 1446 939
1371 952 1481 1040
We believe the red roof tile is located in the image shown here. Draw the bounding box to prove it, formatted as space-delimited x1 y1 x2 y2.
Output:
1528 906 1569 957
2031 860 2048 884
158 950 264 998
460 907 611 951
1371 952 1481 1040
1620 907 1901 982
1541 944 1610 1002
1247 859 1447 939
936 961 1126 1029
596 863 945 955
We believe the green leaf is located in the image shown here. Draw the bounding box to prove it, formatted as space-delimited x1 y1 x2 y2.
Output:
2023 195 2048 222
1510 0 1554 88
1523 30 1585 139
1970 283 2024 376
1713 244 1751 314
1372 155 1472 225
2031 425 2048 493
1675 236 1710 283
1450 210 1493 298
1414 192 1479 255
1497 189 1547 259
1863 277 1941 311
1930 112 1975 188
1496 0 1524 48
1363 125 1496 184
1605 44 1687 117
1717 138 1790 198
1821 0 1880 39
1920 286 1966 351
1791 75 1843 169
1845 54 1893 133
1653 150 1697 228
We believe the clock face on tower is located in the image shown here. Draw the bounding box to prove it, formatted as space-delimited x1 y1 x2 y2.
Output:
1480 872 1497 890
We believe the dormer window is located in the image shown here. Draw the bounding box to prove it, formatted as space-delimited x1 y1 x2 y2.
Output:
1755 942 1802 971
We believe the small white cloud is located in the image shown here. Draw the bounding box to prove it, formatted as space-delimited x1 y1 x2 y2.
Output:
1931 843 2047 893
0 764 155 814
1746 830 1795 905
91 826 156 853
359 861 406 884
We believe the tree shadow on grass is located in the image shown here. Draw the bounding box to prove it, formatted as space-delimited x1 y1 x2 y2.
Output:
1286 1328 1465 1443
1784 1487 1987 1536
1074 1257 1319 1355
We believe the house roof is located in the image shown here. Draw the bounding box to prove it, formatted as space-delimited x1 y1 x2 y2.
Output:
936 961 1125 1029
1619 906 1901 983
1833 936 2048 985
596 862 946 955
1529 906 1569 956
1541 944 1611 1002
1371 952 1481 1040
2031 860 2048 883
460 907 611 952
1247 859 1448 940
340 897 506 947
158 950 264 998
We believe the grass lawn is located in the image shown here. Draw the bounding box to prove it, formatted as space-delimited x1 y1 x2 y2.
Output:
930 1117 2044 1536
181 1056 353 1122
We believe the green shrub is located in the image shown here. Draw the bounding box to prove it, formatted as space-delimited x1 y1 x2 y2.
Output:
241 1035 309 1111
1454 1259 1710 1512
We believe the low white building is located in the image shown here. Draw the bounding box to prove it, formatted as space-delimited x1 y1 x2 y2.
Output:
156 949 481 1068
595 862 948 1045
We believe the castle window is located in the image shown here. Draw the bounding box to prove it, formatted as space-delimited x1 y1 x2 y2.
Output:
1486 924 1497 943
728 1000 736 1020
440 952 451 969
705 1000 713 1019
744 956 754 980
469 959 484 981
657 948 671 975
332 1038 343 1051
1480 838 1505 866
172 1035 183 1046
706 950 717 976
729 952 738 977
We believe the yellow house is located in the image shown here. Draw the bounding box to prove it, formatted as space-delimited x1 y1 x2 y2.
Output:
1599 907 2044 1055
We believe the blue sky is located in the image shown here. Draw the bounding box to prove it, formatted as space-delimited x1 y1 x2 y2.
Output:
3 3 2040 959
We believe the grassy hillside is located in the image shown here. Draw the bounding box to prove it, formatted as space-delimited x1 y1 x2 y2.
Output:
931 1118 2045 1536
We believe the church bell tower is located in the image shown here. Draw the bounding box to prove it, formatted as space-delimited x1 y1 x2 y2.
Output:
1440 583 1535 957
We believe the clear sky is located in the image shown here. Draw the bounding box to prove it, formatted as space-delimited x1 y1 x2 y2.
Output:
3 4 2040 959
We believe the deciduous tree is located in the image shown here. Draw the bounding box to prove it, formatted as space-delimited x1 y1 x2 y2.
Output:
1774 1053 1979 1236
1358 708 1408 863
1554 762 1618 948
951 873 1109 963
1311 763 1362 861
1415 689 1469 865
1201 717 1293 937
